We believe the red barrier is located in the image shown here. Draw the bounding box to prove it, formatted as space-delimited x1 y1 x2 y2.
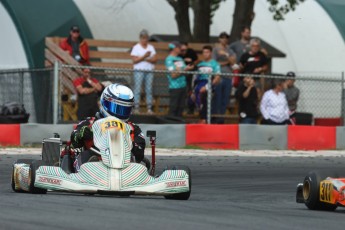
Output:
186 124 239 149
288 125 336 150
314 118 342 126
0 124 20 146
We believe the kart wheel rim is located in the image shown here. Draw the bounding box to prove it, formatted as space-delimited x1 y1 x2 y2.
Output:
303 180 310 200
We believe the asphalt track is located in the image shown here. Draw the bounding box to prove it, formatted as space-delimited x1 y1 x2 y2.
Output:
1 149 345 230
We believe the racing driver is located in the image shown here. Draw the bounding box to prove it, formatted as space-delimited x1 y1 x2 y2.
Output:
68 83 146 171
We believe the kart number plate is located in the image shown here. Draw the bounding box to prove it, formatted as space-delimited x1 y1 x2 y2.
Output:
101 120 125 133
320 180 334 204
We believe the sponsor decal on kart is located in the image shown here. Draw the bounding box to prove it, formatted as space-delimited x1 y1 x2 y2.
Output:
166 181 187 188
101 120 125 133
38 176 62 185
320 180 334 204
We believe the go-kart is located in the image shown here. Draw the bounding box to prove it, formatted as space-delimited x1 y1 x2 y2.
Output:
296 171 345 210
11 116 191 200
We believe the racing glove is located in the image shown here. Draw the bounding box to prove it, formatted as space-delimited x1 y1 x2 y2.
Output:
78 126 93 141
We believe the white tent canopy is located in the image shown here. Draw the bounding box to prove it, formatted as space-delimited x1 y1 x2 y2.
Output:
0 2 28 69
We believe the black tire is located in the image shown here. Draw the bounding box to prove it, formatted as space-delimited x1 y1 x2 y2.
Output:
11 159 35 192
29 160 47 194
164 166 191 200
303 171 337 211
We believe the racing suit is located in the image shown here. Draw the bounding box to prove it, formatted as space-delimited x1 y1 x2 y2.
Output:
69 112 145 171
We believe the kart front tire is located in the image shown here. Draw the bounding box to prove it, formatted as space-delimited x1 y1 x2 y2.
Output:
303 171 337 211
11 159 35 192
164 166 191 200
29 160 47 194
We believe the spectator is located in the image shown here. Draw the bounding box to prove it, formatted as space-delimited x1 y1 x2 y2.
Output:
60 25 90 65
165 41 194 118
212 32 237 123
260 78 289 125
230 26 251 63
235 76 259 124
179 42 198 114
240 38 268 97
130 29 157 114
73 68 103 120
179 42 198 89
192 45 221 123
284 71 300 112
284 71 300 124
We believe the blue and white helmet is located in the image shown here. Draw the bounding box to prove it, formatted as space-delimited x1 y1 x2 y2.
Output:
100 84 134 120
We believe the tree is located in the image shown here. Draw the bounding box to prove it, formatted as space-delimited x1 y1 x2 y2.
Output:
167 0 225 42
167 0 305 43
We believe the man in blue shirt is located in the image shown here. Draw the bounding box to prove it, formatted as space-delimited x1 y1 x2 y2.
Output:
193 45 221 123
165 41 194 117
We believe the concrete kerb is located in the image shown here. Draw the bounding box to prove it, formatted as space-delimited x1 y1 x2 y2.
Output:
139 124 186 148
336 126 345 149
239 124 288 150
20 123 186 147
20 123 74 145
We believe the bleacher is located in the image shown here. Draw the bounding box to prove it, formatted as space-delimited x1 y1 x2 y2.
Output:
44 37 238 123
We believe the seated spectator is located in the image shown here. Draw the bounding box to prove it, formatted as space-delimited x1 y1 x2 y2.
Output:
192 45 221 124
165 41 194 118
212 32 237 124
179 42 198 114
73 68 103 120
239 38 268 97
130 29 157 114
60 26 90 65
235 76 258 124
283 71 300 124
260 79 289 125
230 26 251 63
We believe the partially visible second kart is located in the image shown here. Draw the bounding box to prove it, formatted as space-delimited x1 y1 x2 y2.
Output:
296 171 345 210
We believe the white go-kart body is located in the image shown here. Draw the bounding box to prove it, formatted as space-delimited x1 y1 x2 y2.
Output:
12 117 191 199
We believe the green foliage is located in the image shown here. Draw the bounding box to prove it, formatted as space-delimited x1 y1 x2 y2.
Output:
267 0 306 21
210 0 226 24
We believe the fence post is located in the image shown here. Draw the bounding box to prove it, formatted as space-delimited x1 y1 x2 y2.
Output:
53 61 59 124
207 74 212 124
20 70 24 105
341 72 345 126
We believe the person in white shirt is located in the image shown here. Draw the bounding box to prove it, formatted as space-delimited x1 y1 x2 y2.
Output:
260 79 289 125
130 29 157 114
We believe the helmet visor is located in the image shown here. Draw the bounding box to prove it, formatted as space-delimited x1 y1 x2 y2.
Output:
102 99 132 120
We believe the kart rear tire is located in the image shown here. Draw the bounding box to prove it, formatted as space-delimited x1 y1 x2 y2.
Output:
29 160 47 194
11 159 34 192
164 166 191 200
303 171 337 211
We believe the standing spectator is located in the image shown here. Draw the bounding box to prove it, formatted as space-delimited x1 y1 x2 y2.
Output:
179 42 198 114
230 26 251 63
235 76 259 124
165 41 194 118
193 46 221 123
260 79 289 125
240 38 268 97
284 71 300 112
130 29 157 114
212 32 237 123
60 25 90 65
284 71 300 124
73 68 103 120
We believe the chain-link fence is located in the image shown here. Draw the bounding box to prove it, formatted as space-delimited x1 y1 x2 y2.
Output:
56 64 345 125
0 68 54 123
